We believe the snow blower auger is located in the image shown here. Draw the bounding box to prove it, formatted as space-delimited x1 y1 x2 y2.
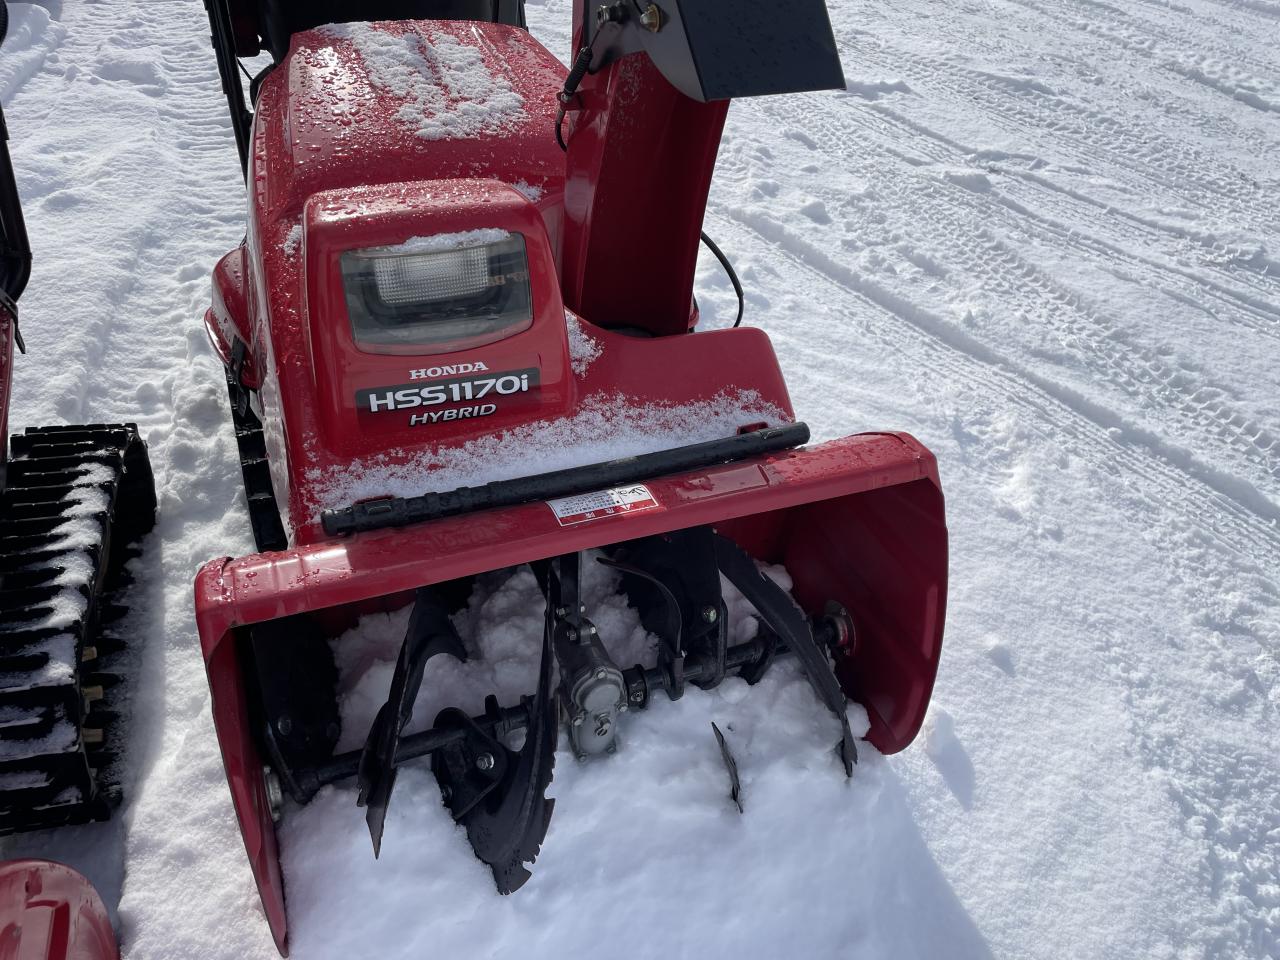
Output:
0 0 156 838
198 0 947 950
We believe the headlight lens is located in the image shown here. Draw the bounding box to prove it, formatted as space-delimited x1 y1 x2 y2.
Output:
341 232 532 352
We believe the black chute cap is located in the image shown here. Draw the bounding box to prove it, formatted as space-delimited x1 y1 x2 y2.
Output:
587 0 846 102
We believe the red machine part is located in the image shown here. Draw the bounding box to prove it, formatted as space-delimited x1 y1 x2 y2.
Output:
0 861 118 960
299 181 572 464
223 21 571 545
560 43 729 335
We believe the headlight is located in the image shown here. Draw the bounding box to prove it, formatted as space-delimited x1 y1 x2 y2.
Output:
341 231 532 352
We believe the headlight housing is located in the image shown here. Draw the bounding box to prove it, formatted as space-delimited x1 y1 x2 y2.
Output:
341 231 532 353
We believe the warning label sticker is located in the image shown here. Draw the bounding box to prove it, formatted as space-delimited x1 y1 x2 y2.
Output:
546 484 662 526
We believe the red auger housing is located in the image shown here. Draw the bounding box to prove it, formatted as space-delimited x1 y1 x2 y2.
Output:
198 0 948 952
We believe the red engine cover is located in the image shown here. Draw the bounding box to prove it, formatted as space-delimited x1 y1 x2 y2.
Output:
238 21 570 543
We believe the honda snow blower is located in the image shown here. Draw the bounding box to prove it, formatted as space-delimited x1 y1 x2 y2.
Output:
199 0 947 951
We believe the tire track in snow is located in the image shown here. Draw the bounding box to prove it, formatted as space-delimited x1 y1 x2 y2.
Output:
728 203 1280 562
852 0 1280 165
1167 0 1280 24
741 95 1280 510
981 167 1280 328
840 95 1280 309
1001 0 1279 93
843 35 1280 238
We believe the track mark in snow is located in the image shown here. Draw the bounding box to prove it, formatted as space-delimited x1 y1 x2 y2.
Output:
844 35 1280 237
725 204 1280 568
854 98 1280 303
742 95 1280 509
1166 57 1280 114
92 53 167 94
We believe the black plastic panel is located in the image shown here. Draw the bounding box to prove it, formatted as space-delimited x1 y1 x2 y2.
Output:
589 0 845 102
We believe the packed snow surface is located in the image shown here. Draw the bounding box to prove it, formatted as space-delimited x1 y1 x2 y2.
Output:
2 1 1278 959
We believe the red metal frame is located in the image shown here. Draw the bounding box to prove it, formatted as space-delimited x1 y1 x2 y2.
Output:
0 860 119 960
196 17 949 955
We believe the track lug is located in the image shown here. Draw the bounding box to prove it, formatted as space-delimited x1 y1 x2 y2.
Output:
0 423 155 835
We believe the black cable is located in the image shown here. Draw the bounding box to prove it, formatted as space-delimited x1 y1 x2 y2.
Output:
699 231 745 328
555 43 595 152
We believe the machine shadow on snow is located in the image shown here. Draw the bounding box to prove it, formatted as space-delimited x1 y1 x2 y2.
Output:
856 768 992 959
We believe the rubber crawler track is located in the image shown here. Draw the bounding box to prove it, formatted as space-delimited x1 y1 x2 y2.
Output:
0 423 155 835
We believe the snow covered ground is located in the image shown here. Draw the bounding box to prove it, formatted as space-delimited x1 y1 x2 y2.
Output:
2 0 1278 957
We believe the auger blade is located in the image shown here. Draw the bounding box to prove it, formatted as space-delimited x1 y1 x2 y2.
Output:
433 598 557 892
711 722 744 813
357 586 466 857
713 533 858 776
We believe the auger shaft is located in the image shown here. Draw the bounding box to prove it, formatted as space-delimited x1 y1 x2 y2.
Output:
292 619 841 796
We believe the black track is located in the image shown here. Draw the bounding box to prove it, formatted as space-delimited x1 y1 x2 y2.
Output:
226 371 286 552
0 424 155 834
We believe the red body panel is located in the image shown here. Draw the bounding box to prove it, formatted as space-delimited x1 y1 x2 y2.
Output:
560 51 728 335
0 861 118 960
240 21 567 544
204 247 257 387
198 16 949 955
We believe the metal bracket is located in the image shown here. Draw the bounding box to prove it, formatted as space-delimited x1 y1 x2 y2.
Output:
1 290 23 353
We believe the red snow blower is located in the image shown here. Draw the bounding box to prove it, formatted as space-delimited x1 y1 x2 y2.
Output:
199 0 947 951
